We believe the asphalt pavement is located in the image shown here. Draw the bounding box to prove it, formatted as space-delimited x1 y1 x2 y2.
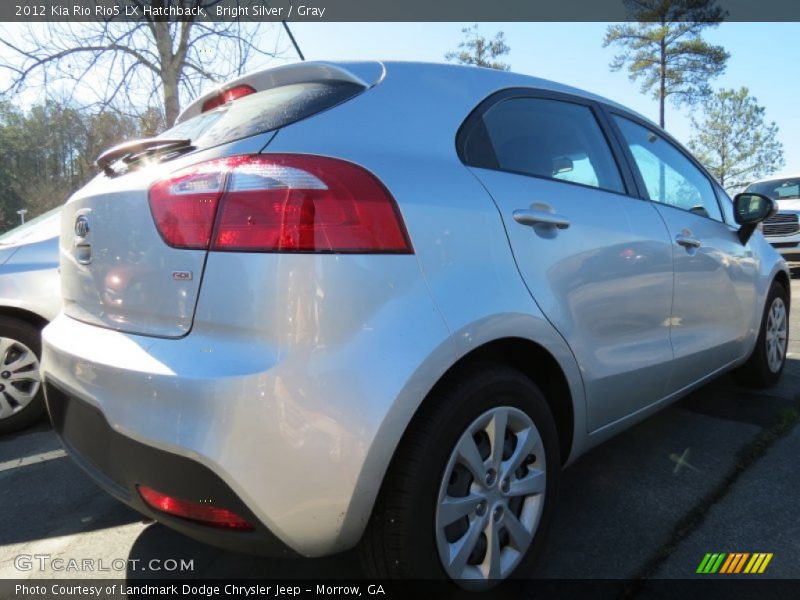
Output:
1 271 798 584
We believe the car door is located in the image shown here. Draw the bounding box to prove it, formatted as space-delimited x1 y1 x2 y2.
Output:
459 90 675 431
609 114 759 393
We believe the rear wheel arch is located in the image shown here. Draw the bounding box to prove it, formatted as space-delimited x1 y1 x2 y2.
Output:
405 337 575 468
359 339 573 581
0 306 49 332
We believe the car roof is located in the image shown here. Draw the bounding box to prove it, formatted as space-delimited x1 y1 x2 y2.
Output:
0 206 61 246
380 60 635 110
748 173 800 184
183 60 658 131
355 60 656 126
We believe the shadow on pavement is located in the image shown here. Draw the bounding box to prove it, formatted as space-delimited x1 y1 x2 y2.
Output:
0 417 140 546
676 359 800 427
127 523 362 579
0 419 57 462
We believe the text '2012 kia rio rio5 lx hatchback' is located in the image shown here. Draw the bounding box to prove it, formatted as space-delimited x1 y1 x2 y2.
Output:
41 61 790 587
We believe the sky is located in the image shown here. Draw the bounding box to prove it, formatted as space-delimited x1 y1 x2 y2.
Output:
1 21 797 177
273 22 799 177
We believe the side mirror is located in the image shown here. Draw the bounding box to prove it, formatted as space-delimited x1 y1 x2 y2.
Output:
733 192 778 244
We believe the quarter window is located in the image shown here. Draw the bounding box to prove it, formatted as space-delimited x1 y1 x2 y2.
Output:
613 116 722 222
463 97 625 194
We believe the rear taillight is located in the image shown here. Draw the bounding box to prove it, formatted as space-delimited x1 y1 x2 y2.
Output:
148 155 413 254
138 485 254 531
148 163 225 249
201 84 256 113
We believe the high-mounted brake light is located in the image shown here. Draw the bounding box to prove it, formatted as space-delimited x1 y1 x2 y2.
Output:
148 154 413 254
201 84 257 113
138 485 254 531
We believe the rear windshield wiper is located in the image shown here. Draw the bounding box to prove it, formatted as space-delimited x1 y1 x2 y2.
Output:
96 138 193 176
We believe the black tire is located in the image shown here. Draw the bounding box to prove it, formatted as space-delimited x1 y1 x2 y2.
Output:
0 316 45 434
359 365 560 587
732 281 790 388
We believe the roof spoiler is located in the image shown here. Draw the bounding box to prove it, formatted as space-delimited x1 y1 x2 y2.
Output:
96 138 192 175
177 61 385 124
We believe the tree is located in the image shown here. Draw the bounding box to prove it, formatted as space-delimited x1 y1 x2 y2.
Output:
0 102 26 228
604 0 729 128
0 99 144 230
688 87 784 190
0 6 284 127
445 24 511 71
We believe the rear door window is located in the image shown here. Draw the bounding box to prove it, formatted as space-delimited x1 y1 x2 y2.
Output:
462 96 625 194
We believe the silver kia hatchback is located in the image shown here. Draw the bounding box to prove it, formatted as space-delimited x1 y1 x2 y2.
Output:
41 61 790 586
0 206 61 433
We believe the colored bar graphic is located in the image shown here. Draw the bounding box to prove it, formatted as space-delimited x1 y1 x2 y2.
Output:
733 553 750 573
711 553 726 573
744 554 760 573
759 553 773 573
697 553 714 573
699 552 774 575
719 554 735 573
697 553 727 573
719 553 736 573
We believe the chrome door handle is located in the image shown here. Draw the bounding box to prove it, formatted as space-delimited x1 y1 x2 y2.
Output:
513 209 570 230
675 234 701 249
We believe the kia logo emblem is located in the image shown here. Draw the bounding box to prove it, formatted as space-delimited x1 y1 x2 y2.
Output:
74 215 90 238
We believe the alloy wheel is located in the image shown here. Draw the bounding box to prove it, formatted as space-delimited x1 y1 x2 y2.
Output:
765 297 788 373
0 337 41 420
435 405 546 584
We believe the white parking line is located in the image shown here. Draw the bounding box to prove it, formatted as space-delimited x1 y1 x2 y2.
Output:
0 448 67 473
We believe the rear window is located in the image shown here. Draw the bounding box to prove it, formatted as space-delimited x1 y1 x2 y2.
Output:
162 81 364 150
746 177 800 200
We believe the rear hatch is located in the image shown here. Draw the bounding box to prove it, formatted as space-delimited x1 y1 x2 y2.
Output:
60 61 383 338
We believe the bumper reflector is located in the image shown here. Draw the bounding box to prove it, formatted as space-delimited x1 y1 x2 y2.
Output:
138 485 254 531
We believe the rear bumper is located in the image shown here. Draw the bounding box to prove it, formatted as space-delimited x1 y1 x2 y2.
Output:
45 380 297 557
40 252 454 557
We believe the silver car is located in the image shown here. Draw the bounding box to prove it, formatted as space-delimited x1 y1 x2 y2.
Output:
41 62 790 586
745 175 800 261
0 207 60 433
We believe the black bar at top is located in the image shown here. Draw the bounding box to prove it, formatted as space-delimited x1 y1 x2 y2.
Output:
4 0 800 23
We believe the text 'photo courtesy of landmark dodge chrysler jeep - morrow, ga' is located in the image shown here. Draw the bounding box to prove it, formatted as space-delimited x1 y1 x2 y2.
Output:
41 61 790 588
